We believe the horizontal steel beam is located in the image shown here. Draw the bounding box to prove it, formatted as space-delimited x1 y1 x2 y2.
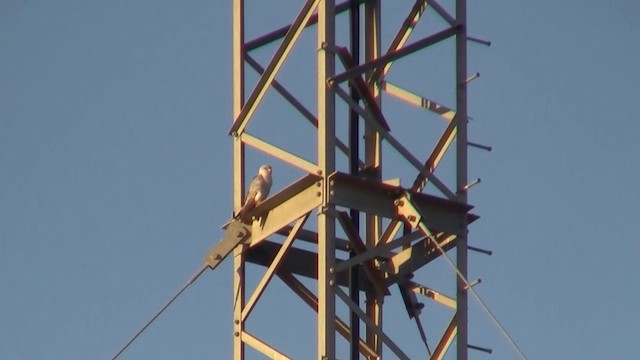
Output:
328 172 476 236
242 331 292 360
247 233 459 290
381 81 456 121
222 174 324 248
246 240 372 292
241 132 318 174
410 280 456 309
275 225 351 251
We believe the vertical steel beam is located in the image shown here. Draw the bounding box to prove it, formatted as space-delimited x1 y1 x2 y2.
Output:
317 1 336 359
364 1 382 357
348 1 361 359
455 0 469 359
232 0 246 359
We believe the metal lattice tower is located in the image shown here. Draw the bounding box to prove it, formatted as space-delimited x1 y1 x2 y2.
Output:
205 0 486 358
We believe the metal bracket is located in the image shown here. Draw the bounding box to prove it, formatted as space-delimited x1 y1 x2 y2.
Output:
204 220 252 271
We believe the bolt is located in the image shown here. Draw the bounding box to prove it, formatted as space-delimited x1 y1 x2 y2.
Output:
316 191 322 197
330 180 335 186
236 231 243 238
316 181 322 187
329 280 335 286
329 267 334 274
329 190 335 197
234 319 240 325
407 215 416 222
317 170 323 175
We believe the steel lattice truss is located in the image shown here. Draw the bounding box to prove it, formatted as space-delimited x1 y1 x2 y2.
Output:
207 0 486 359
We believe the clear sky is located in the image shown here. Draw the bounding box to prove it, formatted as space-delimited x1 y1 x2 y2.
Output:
2 1 639 359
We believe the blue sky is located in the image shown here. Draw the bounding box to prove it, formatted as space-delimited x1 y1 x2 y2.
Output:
1 1 639 359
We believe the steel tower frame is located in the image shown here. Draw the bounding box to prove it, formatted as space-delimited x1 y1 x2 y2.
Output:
212 0 479 358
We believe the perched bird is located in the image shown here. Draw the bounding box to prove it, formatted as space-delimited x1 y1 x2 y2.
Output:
235 164 273 219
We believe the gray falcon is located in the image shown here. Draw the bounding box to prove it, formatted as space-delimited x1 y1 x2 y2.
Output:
235 164 273 219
